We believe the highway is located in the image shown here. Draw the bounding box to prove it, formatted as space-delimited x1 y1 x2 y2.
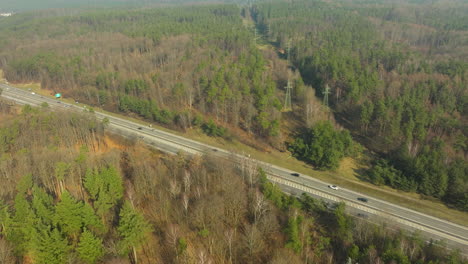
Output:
1 83 467 254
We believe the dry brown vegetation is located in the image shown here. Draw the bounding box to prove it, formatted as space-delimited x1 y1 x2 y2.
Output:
0 103 466 263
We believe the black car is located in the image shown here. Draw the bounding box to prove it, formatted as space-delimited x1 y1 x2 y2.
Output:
357 197 368 202
138 127 143 130
291 173 300 177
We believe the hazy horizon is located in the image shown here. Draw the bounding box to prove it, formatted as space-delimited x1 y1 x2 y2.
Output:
0 0 244 12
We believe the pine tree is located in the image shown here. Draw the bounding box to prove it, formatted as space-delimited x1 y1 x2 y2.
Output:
9 192 35 255
33 228 69 264
117 202 152 262
77 229 104 264
84 168 100 200
334 202 352 242
103 167 124 207
285 214 302 253
31 186 55 226
54 191 83 238
16 174 33 194
84 166 123 217
81 202 104 233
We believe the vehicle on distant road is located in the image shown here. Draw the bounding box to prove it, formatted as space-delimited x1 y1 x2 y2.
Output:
291 173 300 177
138 127 143 130
31 92 35 95
328 185 339 190
357 197 368 202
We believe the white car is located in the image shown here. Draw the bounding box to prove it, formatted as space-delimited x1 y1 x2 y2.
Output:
328 185 339 190
31 92 35 95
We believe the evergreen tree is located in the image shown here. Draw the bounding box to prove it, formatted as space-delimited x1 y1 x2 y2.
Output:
285 214 302 253
16 174 33 194
77 229 104 264
84 166 123 217
413 141 448 198
84 168 100 201
33 228 69 264
9 192 35 255
334 202 352 242
31 186 55 226
54 190 84 238
289 121 355 170
81 202 104 233
117 202 152 257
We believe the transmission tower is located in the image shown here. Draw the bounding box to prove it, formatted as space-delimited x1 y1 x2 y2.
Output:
323 84 331 107
283 78 293 111
283 40 293 112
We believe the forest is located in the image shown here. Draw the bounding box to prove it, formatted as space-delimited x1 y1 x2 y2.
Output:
250 0 467 211
0 101 465 263
0 0 466 247
0 4 284 146
0 0 247 11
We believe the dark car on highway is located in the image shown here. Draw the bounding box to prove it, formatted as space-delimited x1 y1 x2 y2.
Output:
291 173 300 177
357 197 368 202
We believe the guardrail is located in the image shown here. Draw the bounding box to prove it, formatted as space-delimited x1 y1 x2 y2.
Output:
267 174 468 246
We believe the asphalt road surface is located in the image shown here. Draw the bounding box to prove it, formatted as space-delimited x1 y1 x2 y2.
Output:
1 84 467 254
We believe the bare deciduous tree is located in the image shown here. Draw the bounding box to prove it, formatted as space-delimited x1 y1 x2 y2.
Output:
196 248 212 264
252 191 268 224
242 223 264 263
169 179 181 199
224 229 235 264
182 194 189 213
